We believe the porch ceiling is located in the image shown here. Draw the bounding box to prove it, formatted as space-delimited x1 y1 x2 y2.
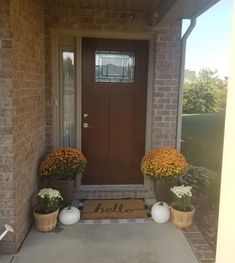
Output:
57 0 220 26
78 0 162 13
155 0 220 25
77 0 219 17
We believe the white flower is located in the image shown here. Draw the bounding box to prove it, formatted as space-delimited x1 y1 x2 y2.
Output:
38 188 63 200
170 185 192 198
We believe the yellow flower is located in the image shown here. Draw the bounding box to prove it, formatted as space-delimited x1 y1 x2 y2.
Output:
39 148 87 180
141 147 188 180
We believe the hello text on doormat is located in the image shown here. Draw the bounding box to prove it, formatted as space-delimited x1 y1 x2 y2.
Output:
81 199 148 220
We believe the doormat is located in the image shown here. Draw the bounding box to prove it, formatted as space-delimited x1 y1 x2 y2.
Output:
81 199 149 220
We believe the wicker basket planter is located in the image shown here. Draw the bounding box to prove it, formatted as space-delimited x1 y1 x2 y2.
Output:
170 205 195 229
33 208 59 232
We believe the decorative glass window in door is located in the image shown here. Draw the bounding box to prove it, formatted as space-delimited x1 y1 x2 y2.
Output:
61 51 76 147
95 51 135 83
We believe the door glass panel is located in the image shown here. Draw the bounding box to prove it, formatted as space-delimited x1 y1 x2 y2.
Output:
95 51 135 83
62 51 76 147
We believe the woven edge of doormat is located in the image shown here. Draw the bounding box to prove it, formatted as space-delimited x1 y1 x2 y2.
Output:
72 199 152 224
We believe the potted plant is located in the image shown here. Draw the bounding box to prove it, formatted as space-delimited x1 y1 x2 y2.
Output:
170 185 195 229
141 147 188 203
33 188 63 232
39 148 87 206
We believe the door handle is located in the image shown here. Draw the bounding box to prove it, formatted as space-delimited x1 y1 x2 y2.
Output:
83 123 93 128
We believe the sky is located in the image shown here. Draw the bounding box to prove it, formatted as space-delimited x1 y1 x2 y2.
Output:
183 0 233 79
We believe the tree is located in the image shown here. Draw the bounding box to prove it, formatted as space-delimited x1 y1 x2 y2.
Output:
184 69 196 82
183 68 226 114
215 86 227 110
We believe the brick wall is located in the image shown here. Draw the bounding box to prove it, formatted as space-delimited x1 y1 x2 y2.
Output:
0 0 16 253
0 0 45 253
152 22 182 148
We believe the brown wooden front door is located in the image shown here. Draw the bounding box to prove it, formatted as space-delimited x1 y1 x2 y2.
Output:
82 38 148 185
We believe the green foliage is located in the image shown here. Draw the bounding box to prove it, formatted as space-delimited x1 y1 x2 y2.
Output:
183 68 227 114
182 165 210 193
173 195 192 212
37 189 62 214
181 165 220 210
37 195 60 214
215 88 227 110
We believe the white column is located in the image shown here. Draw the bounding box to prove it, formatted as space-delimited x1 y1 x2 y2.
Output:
216 7 235 263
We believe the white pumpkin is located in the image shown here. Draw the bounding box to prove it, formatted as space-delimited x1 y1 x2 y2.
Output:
59 206 80 225
151 202 170 223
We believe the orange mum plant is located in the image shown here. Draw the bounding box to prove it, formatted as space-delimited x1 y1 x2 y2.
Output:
39 148 87 180
141 147 188 180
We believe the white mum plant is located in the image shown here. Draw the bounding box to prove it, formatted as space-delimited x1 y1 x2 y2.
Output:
37 188 63 214
170 185 193 211
38 188 63 199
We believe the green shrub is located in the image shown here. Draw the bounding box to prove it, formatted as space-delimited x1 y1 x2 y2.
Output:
181 165 220 210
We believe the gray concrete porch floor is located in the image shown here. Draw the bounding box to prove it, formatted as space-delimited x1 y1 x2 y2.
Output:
2 222 198 263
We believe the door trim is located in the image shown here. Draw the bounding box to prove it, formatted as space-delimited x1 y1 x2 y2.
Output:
51 30 155 190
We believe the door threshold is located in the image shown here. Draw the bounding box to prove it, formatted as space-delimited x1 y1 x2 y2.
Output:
80 184 145 191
